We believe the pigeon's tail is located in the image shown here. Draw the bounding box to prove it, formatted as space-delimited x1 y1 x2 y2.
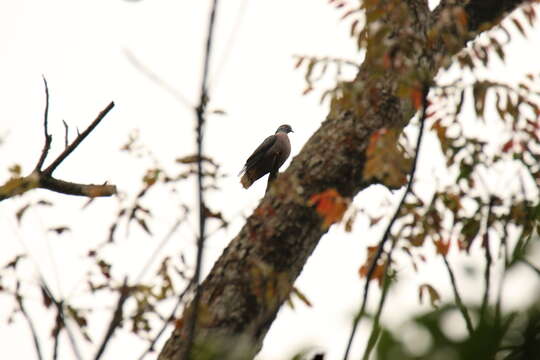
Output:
240 173 253 189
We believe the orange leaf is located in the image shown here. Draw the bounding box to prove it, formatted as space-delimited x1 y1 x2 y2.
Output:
410 88 423 110
502 139 513 153
308 189 350 229
434 238 450 256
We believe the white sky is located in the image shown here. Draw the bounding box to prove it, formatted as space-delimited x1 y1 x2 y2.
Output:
1 1 540 360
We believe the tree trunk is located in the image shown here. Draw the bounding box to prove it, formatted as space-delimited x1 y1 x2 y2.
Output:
158 1 532 359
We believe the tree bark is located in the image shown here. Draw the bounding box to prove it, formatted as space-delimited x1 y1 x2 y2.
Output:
158 1 534 359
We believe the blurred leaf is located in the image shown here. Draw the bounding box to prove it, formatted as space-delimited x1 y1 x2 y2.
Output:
308 188 350 229
364 128 412 189
418 283 441 308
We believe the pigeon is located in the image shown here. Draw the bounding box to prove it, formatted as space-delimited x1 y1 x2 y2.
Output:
239 124 293 190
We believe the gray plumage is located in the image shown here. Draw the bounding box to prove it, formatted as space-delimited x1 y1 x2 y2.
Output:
239 124 293 190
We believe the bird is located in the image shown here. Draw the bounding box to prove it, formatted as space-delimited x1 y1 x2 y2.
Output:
239 124 293 191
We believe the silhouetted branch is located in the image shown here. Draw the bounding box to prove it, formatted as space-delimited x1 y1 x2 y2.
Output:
16 294 44 360
481 197 495 321
344 84 430 360
138 282 193 360
35 76 52 172
361 238 398 360
183 1 220 358
0 83 117 202
124 49 192 108
42 101 115 176
62 120 69 148
443 255 474 335
94 278 130 360
40 280 83 360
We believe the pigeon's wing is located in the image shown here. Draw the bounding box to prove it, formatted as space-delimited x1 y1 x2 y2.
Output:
238 135 277 176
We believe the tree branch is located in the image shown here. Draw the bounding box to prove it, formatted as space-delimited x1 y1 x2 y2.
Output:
0 90 117 202
443 255 474 335
93 278 130 360
42 101 115 176
16 294 44 360
344 83 430 360
158 1 534 358
182 0 220 359
35 76 52 172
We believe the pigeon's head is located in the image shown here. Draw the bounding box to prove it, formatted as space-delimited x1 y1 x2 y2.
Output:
276 124 293 134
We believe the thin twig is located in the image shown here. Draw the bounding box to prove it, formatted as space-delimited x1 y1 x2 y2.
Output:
124 49 192 108
52 327 60 360
43 101 115 176
137 282 193 360
35 76 52 171
62 120 69 148
16 294 44 360
210 0 249 88
134 215 186 284
361 237 398 360
40 280 83 360
480 197 494 321
521 258 540 276
93 278 131 360
183 1 220 357
442 255 474 335
343 84 430 360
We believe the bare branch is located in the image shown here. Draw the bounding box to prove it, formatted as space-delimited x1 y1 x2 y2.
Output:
443 255 474 335
480 197 495 321
16 294 44 360
343 84 430 360
93 278 130 360
40 280 83 360
35 76 52 171
183 0 220 358
62 120 69 149
39 177 116 197
43 101 115 176
124 49 192 108
0 98 117 202
138 282 193 360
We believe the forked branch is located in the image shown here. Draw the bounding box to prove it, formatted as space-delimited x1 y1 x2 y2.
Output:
0 78 117 201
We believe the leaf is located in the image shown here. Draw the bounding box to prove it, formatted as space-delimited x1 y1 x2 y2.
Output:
41 286 53 308
143 168 161 186
358 245 386 285
308 189 350 229
15 204 31 223
9 164 21 177
176 155 217 167
502 139 514 153
136 217 153 235
512 18 526 36
431 119 450 155
4 254 26 269
48 226 70 235
204 206 228 229
363 128 412 189
410 88 423 110
434 238 450 256
462 218 481 251
418 283 440 308
472 82 488 119
210 109 227 116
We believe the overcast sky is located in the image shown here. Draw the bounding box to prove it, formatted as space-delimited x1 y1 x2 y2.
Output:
1 1 540 359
